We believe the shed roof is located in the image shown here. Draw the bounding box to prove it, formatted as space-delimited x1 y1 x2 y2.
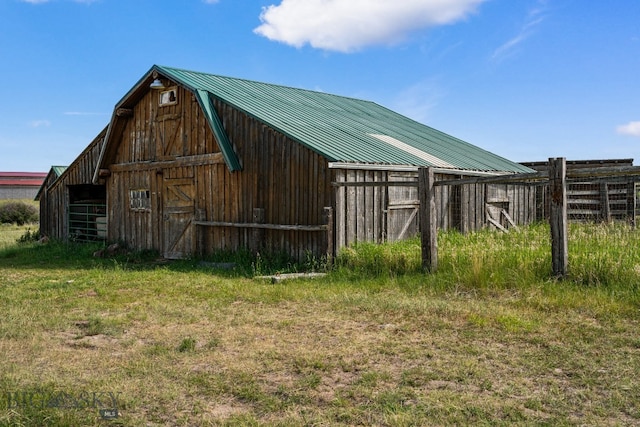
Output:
34 166 68 201
50 166 68 178
99 65 533 175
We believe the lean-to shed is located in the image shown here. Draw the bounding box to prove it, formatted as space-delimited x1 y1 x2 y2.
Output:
92 65 533 259
37 128 107 241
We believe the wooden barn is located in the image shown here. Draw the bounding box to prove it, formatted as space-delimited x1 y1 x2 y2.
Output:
36 128 107 242
84 65 533 259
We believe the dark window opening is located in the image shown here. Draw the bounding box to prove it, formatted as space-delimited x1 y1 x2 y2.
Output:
67 184 107 242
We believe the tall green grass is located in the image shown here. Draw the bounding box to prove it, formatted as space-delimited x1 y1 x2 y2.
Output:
335 222 640 292
568 222 640 288
5 221 640 292
0 224 38 250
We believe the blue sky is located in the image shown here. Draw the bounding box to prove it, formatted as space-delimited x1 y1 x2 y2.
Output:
1 0 639 172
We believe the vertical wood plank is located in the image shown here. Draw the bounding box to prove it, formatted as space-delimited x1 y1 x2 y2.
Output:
549 157 568 278
356 169 365 243
324 206 334 267
627 181 636 228
419 167 437 272
364 170 373 241
252 208 265 254
335 169 346 251
460 184 469 233
373 171 381 242
600 182 611 222
347 169 357 246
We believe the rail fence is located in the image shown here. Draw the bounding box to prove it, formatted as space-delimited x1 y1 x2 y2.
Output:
68 203 107 242
419 157 640 276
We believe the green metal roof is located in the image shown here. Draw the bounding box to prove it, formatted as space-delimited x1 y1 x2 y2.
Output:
51 166 68 178
34 166 68 201
150 65 532 174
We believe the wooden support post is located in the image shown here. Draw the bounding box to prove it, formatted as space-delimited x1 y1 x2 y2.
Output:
252 208 265 254
419 167 437 273
549 157 568 278
323 207 334 268
600 182 611 222
627 181 636 228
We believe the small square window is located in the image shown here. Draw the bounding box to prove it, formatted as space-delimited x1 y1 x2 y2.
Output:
159 88 178 106
130 189 150 211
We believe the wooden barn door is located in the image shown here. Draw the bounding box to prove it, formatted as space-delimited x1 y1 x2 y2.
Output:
161 167 195 259
157 114 184 160
386 173 420 242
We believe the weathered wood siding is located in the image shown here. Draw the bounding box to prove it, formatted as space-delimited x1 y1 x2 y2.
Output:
38 171 61 239
105 86 333 259
333 170 537 250
522 160 636 223
38 130 106 241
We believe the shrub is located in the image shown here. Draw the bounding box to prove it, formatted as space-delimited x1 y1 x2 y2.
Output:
0 201 38 225
16 228 40 243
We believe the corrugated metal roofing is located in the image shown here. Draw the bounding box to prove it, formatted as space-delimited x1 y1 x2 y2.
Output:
0 172 47 179
34 166 68 201
153 65 532 174
51 166 67 178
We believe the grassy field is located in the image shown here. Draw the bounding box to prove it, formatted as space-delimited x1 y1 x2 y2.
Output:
0 223 639 426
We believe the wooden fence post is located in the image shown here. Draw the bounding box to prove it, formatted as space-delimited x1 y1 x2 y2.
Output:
600 182 611 222
419 167 437 272
252 208 265 254
323 207 334 268
549 157 568 278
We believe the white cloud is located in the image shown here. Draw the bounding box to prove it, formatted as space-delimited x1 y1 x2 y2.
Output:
20 0 49 3
29 120 51 128
616 121 640 137
392 79 444 124
254 0 487 52
492 0 548 61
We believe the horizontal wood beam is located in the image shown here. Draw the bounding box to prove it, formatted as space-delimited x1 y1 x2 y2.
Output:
194 220 328 232
154 112 182 122
109 153 224 172
331 181 418 187
566 165 640 179
434 171 548 187
116 108 133 117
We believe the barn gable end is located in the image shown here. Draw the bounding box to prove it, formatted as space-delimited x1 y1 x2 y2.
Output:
95 70 333 259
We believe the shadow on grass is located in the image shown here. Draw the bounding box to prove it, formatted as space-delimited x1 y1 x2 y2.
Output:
0 240 322 278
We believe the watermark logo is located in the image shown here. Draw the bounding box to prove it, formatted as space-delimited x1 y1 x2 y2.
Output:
5 390 120 419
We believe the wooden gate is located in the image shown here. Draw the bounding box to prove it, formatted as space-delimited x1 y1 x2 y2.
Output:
162 169 195 259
